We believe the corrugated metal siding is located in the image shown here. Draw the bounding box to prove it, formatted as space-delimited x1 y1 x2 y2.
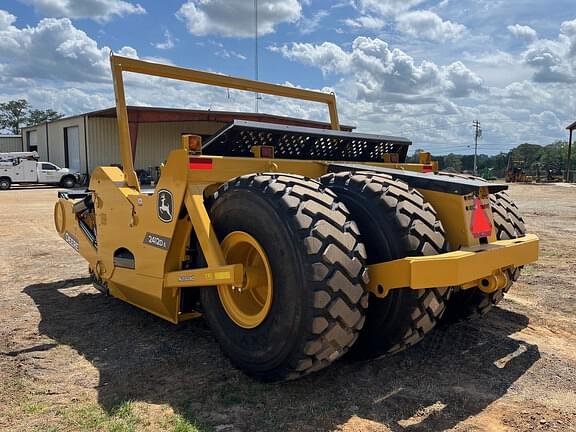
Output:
0 136 23 152
86 119 226 172
87 117 120 172
47 117 86 171
21 126 47 158
135 121 226 169
21 118 87 172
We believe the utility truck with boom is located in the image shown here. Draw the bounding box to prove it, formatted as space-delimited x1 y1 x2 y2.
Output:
53 55 539 381
0 151 79 190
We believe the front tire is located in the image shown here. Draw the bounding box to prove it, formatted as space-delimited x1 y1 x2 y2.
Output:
200 173 369 381
0 177 11 190
60 176 76 188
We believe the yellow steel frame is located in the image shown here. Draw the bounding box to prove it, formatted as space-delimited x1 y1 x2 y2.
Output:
52 54 539 325
367 234 539 297
110 54 341 190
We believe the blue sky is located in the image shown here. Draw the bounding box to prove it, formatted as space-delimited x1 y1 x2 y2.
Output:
1 0 575 155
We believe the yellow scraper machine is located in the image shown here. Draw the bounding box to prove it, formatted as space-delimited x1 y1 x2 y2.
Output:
54 54 539 381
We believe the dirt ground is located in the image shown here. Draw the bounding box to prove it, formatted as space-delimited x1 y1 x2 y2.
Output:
0 183 575 432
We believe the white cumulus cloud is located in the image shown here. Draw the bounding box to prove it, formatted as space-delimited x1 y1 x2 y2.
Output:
521 19 576 83
18 0 146 22
355 0 426 17
343 15 385 31
396 10 466 42
176 0 301 38
0 9 17 29
507 24 538 42
0 15 110 82
153 30 175 50
273 37 483 100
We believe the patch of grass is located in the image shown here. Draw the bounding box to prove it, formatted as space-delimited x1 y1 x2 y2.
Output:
108 400 140 432
160 403 214 432
22 400 47 414
522 265 537 275
60 403 108 431
32 427 61 432
59 400 141 432
0 377 27 396
169 414 206 432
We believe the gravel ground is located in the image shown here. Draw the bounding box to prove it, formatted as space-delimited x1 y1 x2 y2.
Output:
0 183 575 432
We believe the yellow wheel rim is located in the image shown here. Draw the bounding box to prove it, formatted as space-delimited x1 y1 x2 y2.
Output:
218 231 273 329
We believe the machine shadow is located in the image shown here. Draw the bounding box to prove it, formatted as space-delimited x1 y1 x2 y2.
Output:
24 278 540 431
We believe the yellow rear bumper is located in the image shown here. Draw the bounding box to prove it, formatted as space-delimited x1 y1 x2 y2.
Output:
367 234 539 296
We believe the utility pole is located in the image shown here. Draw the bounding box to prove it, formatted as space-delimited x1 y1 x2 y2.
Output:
566 127 573 182
254 0 260 113
472 120 482 176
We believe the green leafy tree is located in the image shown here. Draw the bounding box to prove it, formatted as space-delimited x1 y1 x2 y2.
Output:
509 143 543 168
442 153 463 172
27 109 63 126
0 99 30 134
0 99 63 134
539 141 569 174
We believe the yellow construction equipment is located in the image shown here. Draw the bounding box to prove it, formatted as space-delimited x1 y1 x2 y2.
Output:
54 55 539 381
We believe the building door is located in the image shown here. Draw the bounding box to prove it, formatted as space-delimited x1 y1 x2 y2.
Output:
27 130 38 152
64 126 81 171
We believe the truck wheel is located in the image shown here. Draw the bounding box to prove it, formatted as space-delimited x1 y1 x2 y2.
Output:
200 173 369 381
0 178 10 190
442 191 526 322
60 176 76 189
319 171 450 359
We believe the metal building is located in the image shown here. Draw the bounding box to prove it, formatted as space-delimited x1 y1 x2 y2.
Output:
20 107 352 176
0 135 24 152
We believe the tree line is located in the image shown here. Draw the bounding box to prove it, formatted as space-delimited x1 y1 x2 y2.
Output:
1 98 572 179
408 141 573 178
0 99 63 135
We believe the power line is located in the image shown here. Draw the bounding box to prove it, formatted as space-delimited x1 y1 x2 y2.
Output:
399 122 470 134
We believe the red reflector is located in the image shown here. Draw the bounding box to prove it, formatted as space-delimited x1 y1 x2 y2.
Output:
422 165 434 173
260 146 274 158
189 158 213 170
470 197 492 238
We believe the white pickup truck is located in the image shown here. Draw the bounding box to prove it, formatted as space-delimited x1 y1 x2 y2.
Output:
0 152 81 190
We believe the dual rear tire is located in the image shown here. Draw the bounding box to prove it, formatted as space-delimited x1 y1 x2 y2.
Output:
201 172 524 380
319 172 450 359
201 172 452 380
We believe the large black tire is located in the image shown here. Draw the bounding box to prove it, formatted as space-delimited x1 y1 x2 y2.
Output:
0 177 11 190
319 171 450 359
442 190 526 322
60 175 76 189
200 173 369 381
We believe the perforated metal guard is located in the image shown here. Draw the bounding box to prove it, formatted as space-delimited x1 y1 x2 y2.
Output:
202 120 411 162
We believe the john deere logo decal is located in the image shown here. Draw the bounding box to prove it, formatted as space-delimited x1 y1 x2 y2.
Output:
157 189 173 223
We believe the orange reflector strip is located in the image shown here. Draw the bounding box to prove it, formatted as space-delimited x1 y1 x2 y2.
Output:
470 197 492 238
189 158 213 170
422 165 434 173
